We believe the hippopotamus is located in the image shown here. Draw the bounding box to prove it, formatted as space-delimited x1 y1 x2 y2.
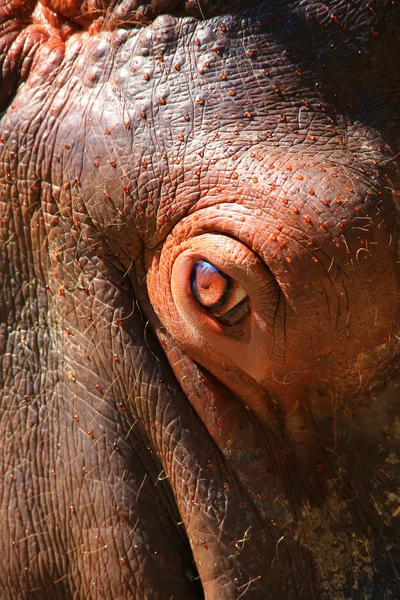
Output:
0 0 399 598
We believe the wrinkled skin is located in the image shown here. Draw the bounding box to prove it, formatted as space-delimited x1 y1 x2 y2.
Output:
0 0 399 598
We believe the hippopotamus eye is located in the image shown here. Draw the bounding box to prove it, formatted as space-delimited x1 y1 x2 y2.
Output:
190 260 249 325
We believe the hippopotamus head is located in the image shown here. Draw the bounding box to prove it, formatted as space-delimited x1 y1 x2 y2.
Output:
0 1 399 598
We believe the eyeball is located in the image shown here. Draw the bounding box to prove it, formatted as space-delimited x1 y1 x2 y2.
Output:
147 230 280 384
190 260 229 310
190 260 250 326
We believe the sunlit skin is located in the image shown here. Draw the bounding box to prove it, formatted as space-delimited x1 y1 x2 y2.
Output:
0 1 399 599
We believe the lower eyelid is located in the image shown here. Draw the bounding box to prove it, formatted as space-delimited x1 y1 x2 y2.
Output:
216 296 251 326
212 285 248 317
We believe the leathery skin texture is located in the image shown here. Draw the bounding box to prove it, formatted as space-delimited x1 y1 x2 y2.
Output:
0 0 399 598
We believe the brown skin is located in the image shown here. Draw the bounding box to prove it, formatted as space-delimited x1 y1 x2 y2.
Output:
0 1 399 598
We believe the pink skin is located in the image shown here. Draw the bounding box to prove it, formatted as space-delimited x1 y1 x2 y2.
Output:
1 1 399 597
147 163 398 425
139 157 400 595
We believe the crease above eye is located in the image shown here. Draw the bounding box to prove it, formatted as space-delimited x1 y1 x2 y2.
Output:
190 260 250 323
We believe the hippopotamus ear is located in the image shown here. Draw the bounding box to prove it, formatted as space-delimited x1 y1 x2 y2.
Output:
0 1 72 112
0 0 38 109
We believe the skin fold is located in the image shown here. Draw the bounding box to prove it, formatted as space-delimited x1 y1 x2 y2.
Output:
0 1 399 598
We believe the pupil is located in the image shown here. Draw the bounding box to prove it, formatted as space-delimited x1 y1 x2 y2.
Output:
190 260 229 310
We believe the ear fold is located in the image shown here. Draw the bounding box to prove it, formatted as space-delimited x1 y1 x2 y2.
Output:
0 1 42 109
0 1 80 113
